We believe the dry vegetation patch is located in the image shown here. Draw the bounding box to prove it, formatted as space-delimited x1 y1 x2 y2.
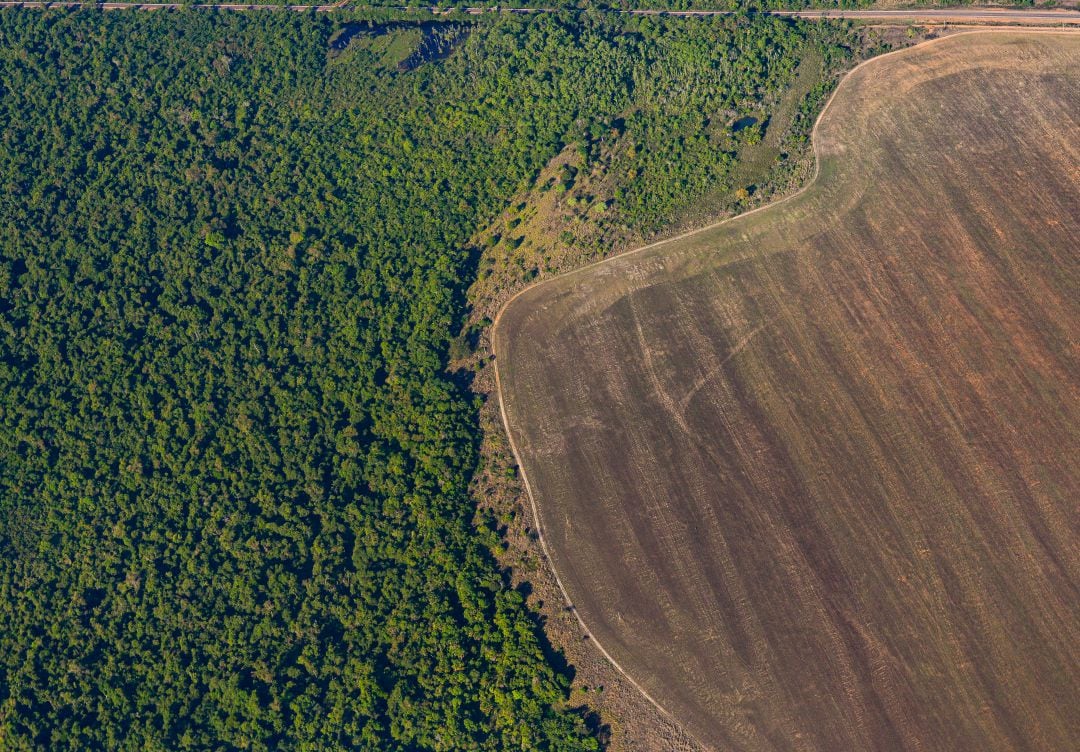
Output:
495 32 1080 752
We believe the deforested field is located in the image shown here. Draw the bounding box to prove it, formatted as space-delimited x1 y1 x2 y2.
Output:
495 32 1080 752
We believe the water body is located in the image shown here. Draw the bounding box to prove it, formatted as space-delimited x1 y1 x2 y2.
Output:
731 115 759 133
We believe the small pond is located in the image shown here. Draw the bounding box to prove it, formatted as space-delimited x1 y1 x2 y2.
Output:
731 116 759 133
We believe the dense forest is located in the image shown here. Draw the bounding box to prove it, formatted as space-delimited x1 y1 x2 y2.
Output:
0 9 858 750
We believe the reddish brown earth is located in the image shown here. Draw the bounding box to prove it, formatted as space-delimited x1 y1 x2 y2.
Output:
495 32 1080 752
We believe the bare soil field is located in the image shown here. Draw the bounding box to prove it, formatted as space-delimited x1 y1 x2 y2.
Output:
495 32 1080 752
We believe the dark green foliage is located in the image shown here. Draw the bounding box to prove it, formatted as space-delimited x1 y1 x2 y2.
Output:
0 8 850 750
0 11 599 750
602 13 810 231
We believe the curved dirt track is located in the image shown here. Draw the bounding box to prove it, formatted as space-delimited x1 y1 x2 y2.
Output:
495 31 1080 752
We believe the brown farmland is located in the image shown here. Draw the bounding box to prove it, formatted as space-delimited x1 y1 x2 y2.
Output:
494 32 1080 752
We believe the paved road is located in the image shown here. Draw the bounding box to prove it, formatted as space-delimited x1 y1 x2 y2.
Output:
1 1 1079 24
